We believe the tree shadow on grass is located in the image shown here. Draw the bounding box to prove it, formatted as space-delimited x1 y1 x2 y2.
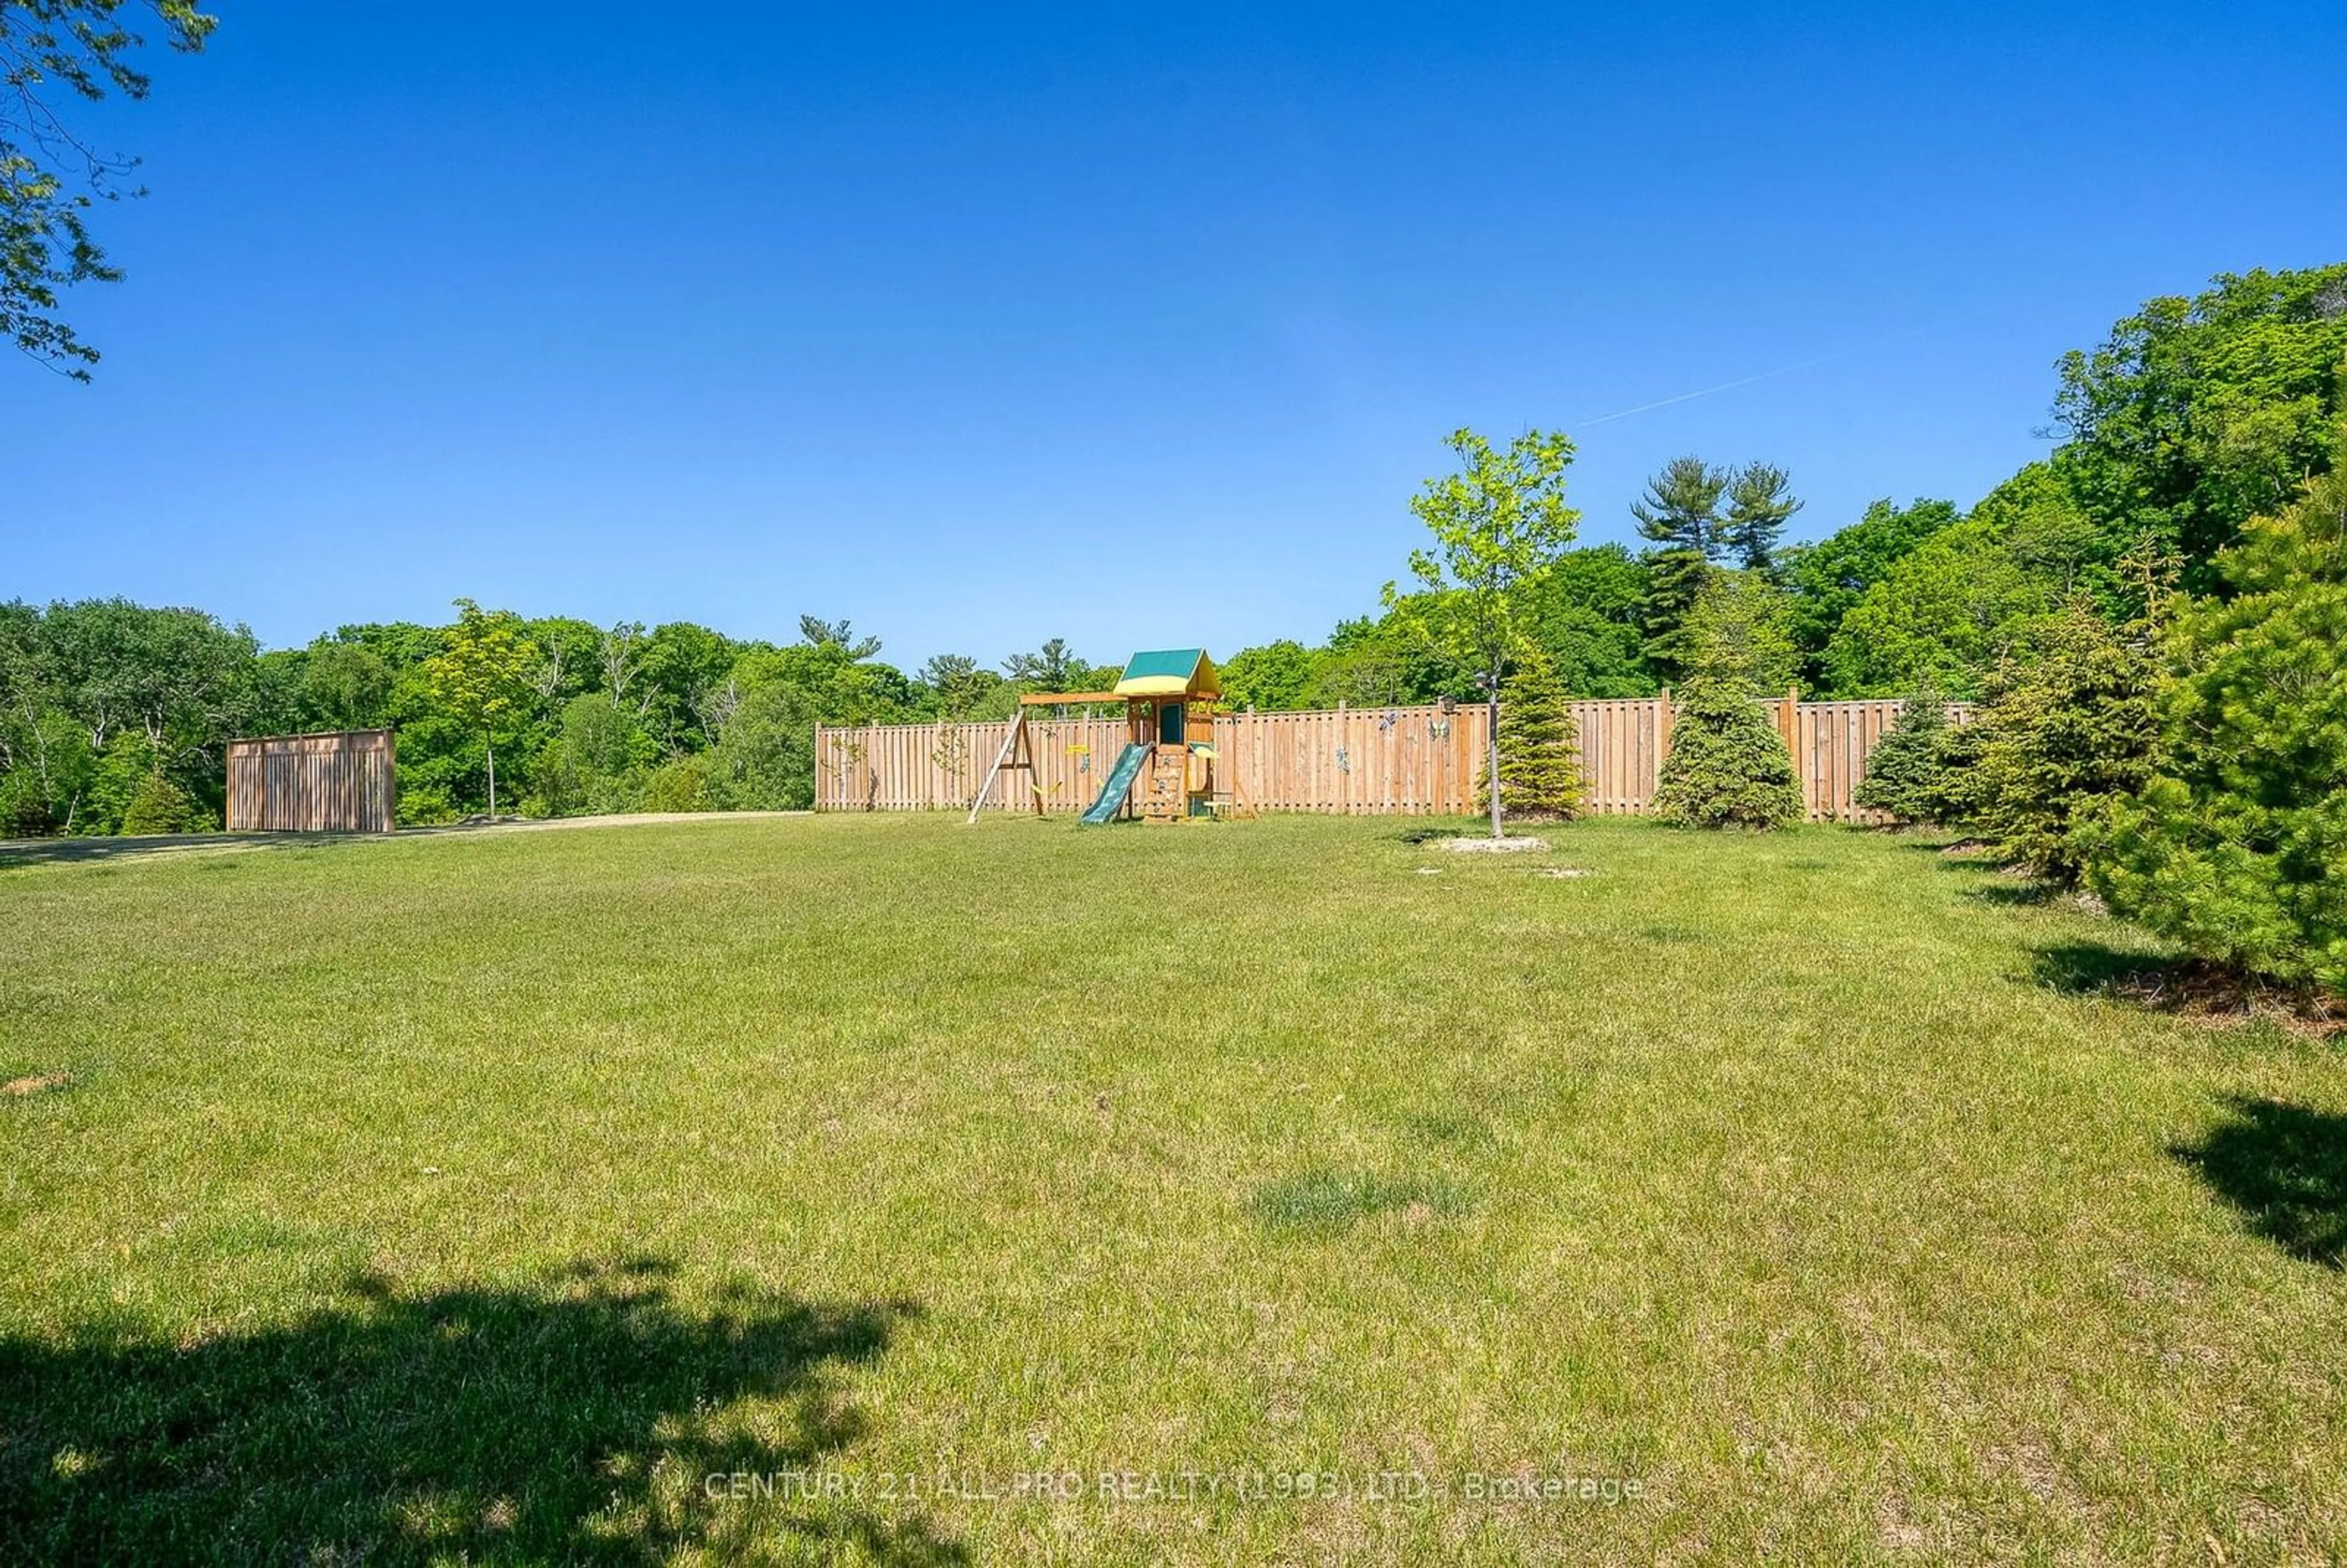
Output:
2029 940 2181 996
0 1255 961 1566
1389 822 1478 845
2173 1098 2347 1268
2027 943 2346 1035
1965 879 2064 907
0 832 371 870
1916 845 2063 906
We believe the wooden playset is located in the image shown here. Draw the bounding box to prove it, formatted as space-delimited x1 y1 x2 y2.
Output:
966 648 1242 824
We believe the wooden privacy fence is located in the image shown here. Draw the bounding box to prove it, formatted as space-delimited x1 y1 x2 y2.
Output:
226 730 395 832
818 696 1965 824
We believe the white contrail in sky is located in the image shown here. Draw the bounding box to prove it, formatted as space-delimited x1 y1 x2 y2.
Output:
1574 321 1960 428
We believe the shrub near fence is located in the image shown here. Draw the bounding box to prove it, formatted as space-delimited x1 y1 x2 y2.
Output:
815 697 1964 824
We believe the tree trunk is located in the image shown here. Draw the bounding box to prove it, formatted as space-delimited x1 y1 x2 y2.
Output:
1487 672 1504 840
487 737 498 822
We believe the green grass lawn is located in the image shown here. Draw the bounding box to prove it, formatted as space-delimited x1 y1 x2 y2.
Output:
4 813 2344 1564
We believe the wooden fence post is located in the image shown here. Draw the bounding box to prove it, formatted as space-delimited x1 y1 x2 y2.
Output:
1778 686 1796 804
1656 687 1673 804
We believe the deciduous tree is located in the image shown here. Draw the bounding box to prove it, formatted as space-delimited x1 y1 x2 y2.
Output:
1683 571 1798 693
425 600 537 822
1384 427 1582 839
1819 521 2049 698
2 0 215 379
2053 264 2347 585
708 683 818 810
1218 640 1318 712
1781 496 1961 686
1522 544 1655 697
299 639 391 731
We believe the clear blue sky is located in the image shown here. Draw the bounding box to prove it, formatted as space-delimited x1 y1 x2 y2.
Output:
10 1 2345 666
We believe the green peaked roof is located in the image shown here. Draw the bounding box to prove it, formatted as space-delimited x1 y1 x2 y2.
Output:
1121 648 1206 681
1113 648 1219 698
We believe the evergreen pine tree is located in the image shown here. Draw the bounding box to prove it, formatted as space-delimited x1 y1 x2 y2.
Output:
1920 710 1991 829
1638 550 1710 682
1721 463 1802 575
1653 676 1805 829
1852 687 1955 824
2088 452 2347 991
1630 456 1728 556
1965 596 2160 884
1476 648 1585 821
1633 456 1728 682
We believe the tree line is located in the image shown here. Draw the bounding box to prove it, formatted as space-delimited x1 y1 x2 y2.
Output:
0 605 1122 835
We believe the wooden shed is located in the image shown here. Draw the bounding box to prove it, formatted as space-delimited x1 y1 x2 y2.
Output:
226 730 395 833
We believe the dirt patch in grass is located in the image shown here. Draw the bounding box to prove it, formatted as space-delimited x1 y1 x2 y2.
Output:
1440 835 1549 855
2 1073 68 1097
1390 825 1552 853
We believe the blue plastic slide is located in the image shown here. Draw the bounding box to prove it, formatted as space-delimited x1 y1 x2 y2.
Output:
1079 742 1149 825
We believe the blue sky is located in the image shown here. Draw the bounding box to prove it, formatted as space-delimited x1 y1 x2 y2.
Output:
10 1 2345 666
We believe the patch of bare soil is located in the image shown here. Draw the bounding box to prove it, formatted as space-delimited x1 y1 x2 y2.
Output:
3 1073 68 1097
1439 835 1549 855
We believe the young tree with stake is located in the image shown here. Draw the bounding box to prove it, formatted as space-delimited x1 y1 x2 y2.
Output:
1384 427 1582 840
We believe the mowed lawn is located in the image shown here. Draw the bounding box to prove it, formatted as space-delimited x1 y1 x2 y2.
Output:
4 814 2345 1565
